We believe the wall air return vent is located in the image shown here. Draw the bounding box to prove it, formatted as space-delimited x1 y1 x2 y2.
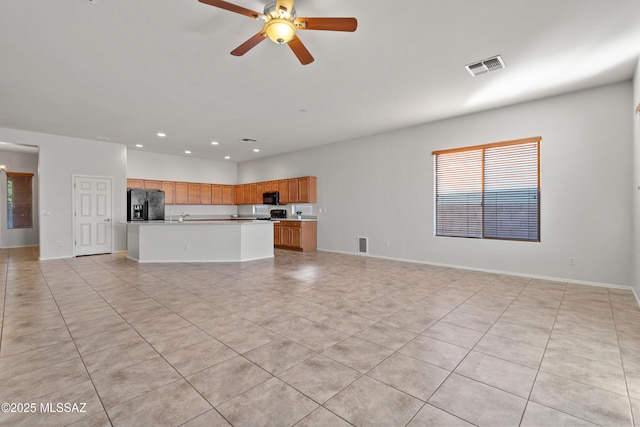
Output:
465 55 506 77
358 237 369 255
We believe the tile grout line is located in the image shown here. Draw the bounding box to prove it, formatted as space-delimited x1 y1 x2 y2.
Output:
61 256 227 423
516 280 567 427
609 287 638 427
399 274 514 426
0 251 8 356
40 256 117 426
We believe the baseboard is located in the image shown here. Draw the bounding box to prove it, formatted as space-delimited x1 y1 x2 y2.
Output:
38 255 73 261
633 287 640 308
317 248 635 293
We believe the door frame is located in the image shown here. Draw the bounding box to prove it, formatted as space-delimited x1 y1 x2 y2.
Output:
72 174 114 256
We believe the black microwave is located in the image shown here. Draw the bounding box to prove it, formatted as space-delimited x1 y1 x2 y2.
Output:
263 191 280 205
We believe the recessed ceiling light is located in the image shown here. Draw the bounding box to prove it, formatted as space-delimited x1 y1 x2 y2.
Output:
224 156 231 160
211 141 219 145
157 132 166 137
253 149 260 152
184 150 191 154
135 144 143 148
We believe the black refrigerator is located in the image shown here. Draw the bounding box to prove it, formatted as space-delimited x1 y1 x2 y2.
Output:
127 189 165 221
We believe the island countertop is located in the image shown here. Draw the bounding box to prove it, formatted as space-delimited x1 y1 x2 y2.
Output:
126 220 274 263
125 217 318 224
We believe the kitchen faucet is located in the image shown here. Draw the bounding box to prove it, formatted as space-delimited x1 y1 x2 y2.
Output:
178 212 189 223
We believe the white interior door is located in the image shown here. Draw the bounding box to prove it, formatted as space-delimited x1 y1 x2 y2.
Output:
74 176 112 256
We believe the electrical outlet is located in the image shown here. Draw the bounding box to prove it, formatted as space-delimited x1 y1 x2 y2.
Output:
58 240 64 247
569 257 575 266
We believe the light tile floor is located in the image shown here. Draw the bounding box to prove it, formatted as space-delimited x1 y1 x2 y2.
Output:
0 247 639 426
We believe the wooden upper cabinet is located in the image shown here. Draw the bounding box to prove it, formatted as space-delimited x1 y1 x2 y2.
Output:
298 176 317 203
278 180 289 204
188 183 200 204
234 185 243 205
127 179 144 189
200 184 212 205
144 180 162 190
175 182 188 204
147 175 316 206
288 179 299 203
241 184 251 205
162 181 176 204
256 182 265 201
212 184 223 205
249 183 258 204
223 185 234 205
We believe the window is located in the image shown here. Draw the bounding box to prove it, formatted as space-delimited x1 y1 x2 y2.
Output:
433 137 540 242
7 172 34 229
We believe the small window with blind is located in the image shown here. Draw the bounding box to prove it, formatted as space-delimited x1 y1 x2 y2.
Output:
433 137 540 242
7 172 34 229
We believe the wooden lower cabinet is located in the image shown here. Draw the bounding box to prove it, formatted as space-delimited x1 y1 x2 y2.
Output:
274 221 317 251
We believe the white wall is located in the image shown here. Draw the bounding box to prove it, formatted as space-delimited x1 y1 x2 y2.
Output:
0 127 128 260
127 150 237 184
0 149 39 247
633 58 640 299
127 150 239 217
239 82 634 288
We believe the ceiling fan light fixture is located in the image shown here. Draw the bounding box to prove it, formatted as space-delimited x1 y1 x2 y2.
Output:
198 0 356 64
265 19 295 44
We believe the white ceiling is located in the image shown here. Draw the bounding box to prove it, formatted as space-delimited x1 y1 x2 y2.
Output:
1 0 639 162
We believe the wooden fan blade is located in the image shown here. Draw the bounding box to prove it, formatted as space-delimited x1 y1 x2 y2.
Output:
288 35 314 65
231 31 267 56
276 0 295 14
198 0 264 19
295 17 358 32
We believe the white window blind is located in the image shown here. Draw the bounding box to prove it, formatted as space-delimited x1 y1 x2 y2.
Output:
434 137 540 242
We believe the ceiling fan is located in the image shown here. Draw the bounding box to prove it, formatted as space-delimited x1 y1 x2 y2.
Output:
197 0 358 65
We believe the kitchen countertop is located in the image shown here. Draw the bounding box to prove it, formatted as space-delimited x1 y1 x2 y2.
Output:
171 216 317 222
126 218 318 225
271 218 317 222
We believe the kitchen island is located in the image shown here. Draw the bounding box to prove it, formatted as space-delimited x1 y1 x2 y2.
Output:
126 220 274 263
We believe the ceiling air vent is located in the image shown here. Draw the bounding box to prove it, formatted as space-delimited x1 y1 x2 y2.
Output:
465 55 506 77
